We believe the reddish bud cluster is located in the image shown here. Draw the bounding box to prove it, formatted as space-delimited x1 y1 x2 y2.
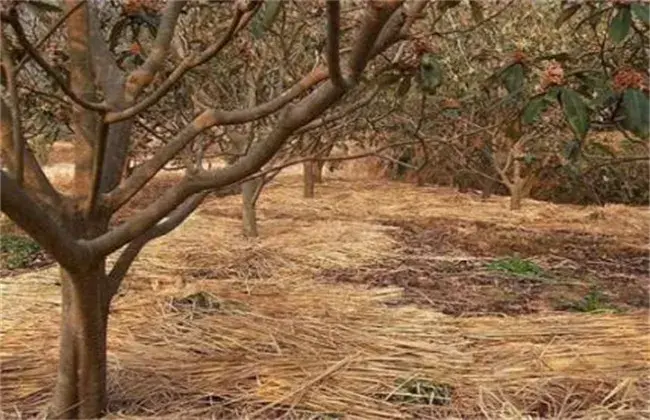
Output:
129 43 142 55
512 50 527 64
612 67 648 92
398 38 436 71
540 61 564 91
414 39 432 56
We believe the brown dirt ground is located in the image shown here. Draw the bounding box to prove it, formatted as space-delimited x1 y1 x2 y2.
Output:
318 218 649 316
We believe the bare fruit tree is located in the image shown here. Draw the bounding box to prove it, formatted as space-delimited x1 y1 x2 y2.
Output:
0 0 429 417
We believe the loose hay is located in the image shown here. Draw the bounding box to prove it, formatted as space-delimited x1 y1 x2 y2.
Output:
2 176 649 419
2 272 648 419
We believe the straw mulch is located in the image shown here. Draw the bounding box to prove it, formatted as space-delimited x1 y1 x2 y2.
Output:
1 174 649 419
201 176 649 247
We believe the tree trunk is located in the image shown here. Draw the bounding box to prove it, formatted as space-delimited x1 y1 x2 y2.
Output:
50 264 110 419
241 179 261 238
314 160 324 184
509 183 523 210
303 161 315 198
481 178 495 199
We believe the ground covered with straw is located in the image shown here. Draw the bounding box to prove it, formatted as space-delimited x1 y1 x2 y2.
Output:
1 173 649 419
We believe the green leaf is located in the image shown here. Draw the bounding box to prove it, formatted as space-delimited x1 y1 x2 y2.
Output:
501 63 525 94
545 86 561 101
563 139 582 162
419 53 443 94
469 1 484 23
555 4 581 28
560 88 590 140
631 3 650 26
252 0 282 39
609 6 631 44
622 88 649 139
522 96 550 125
396 76 412 97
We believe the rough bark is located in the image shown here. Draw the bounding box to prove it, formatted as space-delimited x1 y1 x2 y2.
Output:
303 161 315 198
50 263 110 419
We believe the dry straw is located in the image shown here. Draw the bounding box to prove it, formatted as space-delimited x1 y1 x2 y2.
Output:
2 175 648 419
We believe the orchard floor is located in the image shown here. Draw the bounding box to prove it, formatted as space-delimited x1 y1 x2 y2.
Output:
1 171 649 419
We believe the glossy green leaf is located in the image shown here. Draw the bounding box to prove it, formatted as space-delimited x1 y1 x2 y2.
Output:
560 88 590 140
522 96 550 125
563 139 582 162
609 6 631 44
622 88 649 139
252 0 282 39
631 3 650 26
545 86 562 101
419 53 443 94
501 63 525 94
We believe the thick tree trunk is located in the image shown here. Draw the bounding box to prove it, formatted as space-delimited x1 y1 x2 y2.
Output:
303 161 315 198
241 179 261 238
50 264 110 419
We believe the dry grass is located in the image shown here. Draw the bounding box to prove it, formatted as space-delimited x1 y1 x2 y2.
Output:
1 173 649 419
204 176 649 245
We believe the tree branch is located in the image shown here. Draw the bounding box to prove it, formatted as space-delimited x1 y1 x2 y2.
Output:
85 0 419 256
107 191 208 298
105 67 328 211
1 33 24 186
326 0 344 87
295 85 380 135
15 0 86 72
106 5 253 123
0 171 88 271
243 139 420 181
6 8 108 112
0 97 63 210
349 1 402 78
123 0 186 102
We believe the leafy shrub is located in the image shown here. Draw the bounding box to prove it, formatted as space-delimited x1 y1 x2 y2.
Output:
0 234 41 269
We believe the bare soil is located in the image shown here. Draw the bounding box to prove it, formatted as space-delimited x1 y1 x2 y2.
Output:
319 217 649 316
